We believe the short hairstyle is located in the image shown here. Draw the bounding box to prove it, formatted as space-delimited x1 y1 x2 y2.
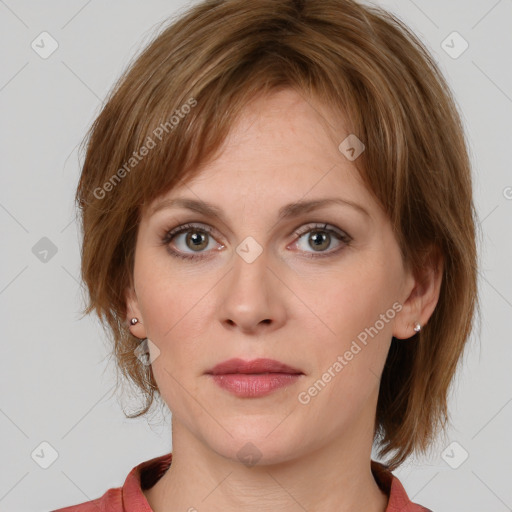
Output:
75 0 480 470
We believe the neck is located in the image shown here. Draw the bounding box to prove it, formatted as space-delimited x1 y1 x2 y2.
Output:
144 411 389 512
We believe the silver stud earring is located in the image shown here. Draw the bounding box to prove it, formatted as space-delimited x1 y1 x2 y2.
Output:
130 318 139 325
413 322 421 333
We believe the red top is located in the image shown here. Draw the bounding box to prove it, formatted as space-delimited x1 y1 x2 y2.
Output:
53 453 432 512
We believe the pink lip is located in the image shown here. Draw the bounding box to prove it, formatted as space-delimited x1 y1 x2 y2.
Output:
210 374 302 397
206 358 304 398
206 358 303 375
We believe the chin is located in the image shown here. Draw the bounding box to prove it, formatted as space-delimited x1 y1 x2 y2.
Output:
204 423 306 467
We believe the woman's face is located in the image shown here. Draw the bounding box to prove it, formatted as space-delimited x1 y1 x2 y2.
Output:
127 88 419 464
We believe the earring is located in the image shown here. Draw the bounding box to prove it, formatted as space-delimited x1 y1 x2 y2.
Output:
130 318 139 325
413 322 421 333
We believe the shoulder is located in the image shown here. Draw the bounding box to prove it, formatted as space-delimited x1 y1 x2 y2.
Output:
51 453 173 512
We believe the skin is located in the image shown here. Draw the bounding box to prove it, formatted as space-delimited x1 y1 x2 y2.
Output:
125 88 443 512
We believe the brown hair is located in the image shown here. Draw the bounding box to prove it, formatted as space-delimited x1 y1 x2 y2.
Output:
75 0 480 470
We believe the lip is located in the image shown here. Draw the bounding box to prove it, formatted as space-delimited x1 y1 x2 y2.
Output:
209 374 303 397
206 358 304 398
206 358 303 376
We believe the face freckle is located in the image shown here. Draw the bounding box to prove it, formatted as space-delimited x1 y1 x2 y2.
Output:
127 88 412 465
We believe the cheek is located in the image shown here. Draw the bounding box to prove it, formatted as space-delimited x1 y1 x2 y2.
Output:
135 267 211 411
140 286 213 363
134 248 206 338
299 263 398 347
297 268 397 420
133 252 219 384
294 256 401 404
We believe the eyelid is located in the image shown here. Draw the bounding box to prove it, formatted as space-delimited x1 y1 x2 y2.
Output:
161 222 222 244
292 222 351 242
162 221 350 241
161 220 352 258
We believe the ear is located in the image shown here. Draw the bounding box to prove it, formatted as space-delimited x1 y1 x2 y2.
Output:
393 244 444 340
125 285 147 340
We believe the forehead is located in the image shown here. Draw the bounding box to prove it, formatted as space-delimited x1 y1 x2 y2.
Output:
169 90 367 196
143 88 381 227
215 89 349 162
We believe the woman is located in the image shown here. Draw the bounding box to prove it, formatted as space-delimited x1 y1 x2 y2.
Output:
54 0 478 510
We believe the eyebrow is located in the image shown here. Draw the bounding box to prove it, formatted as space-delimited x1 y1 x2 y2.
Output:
149 196 370 223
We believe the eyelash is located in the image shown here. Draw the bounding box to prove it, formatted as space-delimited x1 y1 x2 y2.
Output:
160 222 352 261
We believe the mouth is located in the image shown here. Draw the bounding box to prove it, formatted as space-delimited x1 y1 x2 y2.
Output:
205 357 304 376
205 358 304 398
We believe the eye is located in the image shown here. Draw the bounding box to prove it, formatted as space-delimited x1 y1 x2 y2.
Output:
161 223 224 260
291 223 351 257
161 222 351 261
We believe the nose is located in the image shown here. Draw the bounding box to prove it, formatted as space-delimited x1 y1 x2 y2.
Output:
217 248 287 334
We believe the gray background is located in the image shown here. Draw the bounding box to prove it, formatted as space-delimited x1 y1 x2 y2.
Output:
1 0 511 511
